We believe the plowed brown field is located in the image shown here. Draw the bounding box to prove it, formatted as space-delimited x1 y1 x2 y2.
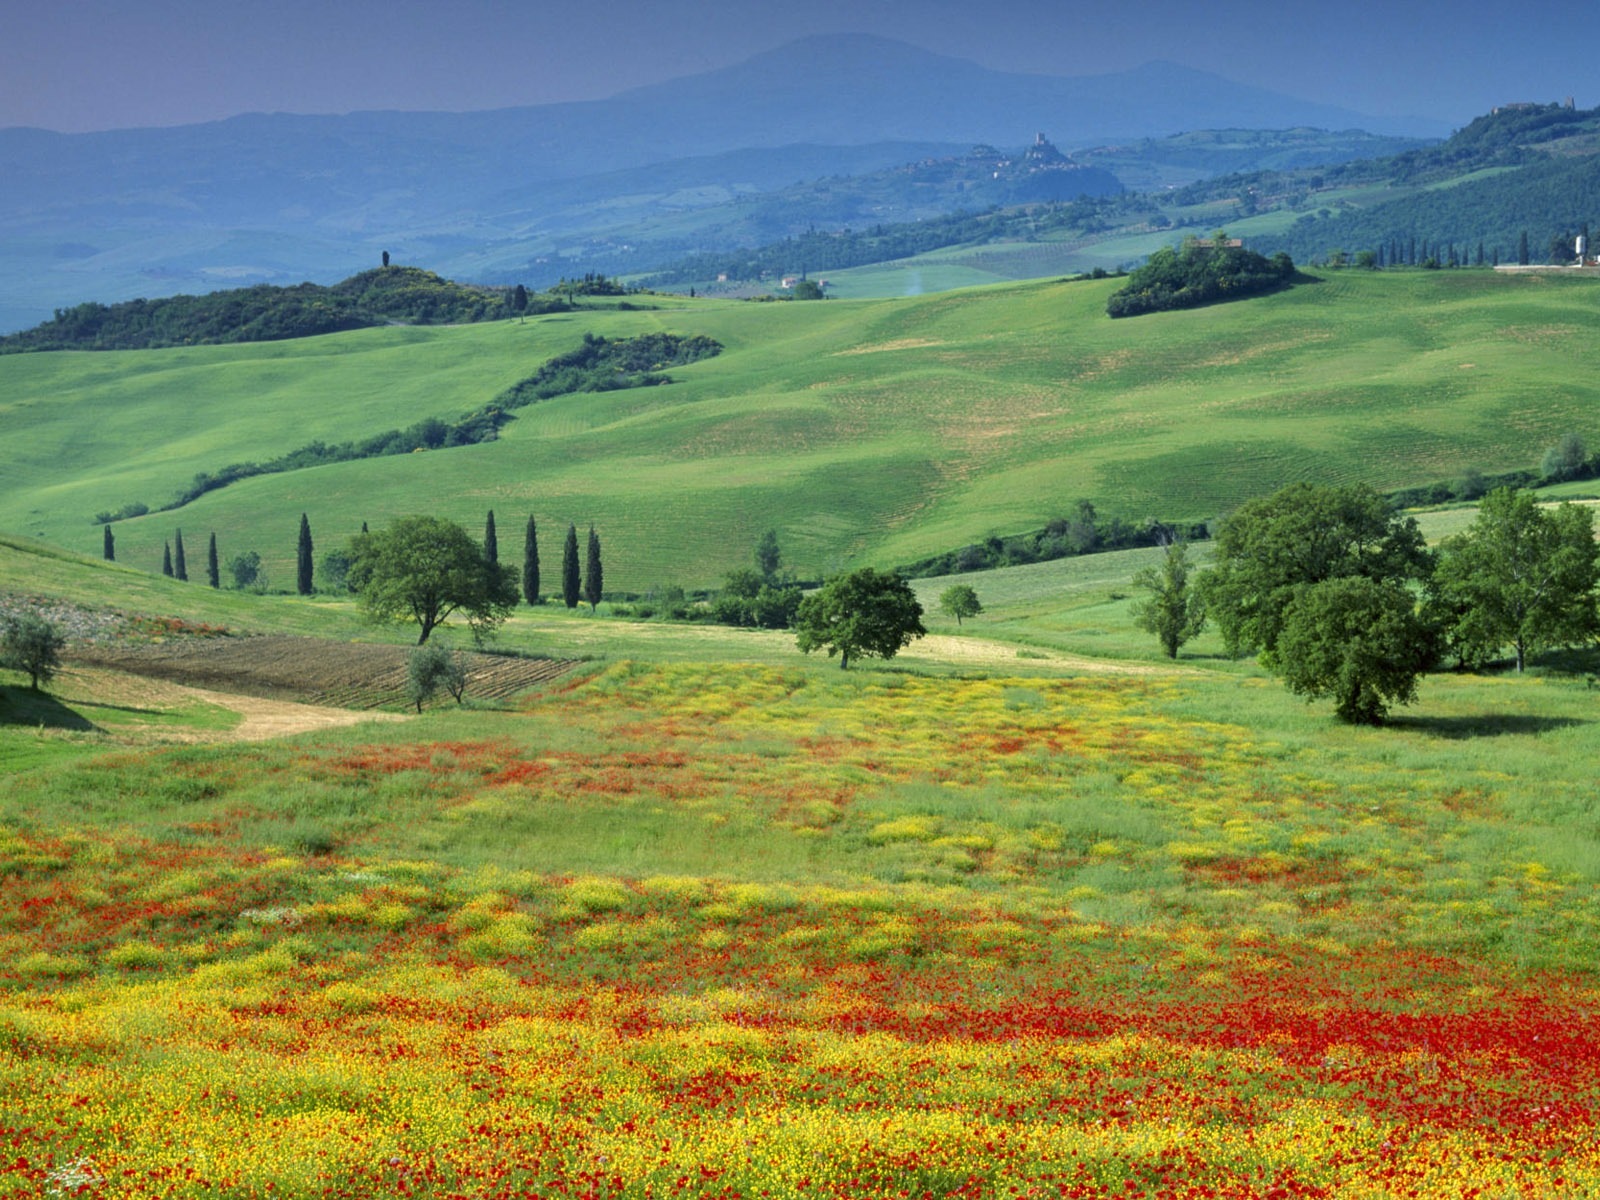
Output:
70 635 579 709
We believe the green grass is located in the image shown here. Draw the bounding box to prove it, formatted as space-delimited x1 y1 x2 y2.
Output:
3 271 1597 592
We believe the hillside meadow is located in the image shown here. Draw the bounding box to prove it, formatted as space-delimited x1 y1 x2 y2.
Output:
6 510 1600 1195
2 270 1598 592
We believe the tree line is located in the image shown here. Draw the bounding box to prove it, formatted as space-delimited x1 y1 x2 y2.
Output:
1130 481 1600 724
91 333 723 523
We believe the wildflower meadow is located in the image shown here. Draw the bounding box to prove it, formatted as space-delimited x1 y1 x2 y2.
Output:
4 661 1599 1197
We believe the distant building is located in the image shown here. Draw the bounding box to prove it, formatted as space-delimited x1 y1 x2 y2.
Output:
780 276 799 289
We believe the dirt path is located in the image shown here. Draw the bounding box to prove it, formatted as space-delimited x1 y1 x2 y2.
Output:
54 666 407 743
903 634 1197 675
180 687 407 741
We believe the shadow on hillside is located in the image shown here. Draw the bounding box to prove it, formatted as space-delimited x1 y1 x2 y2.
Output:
1388 713 1588 739
0 686 97 732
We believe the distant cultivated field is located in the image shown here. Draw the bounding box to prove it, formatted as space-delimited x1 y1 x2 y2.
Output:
2 271 1597 589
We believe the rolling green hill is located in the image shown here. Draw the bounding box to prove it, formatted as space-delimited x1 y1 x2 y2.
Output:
3 270 1596 592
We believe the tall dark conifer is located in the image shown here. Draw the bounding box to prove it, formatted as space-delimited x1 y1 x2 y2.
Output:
522 516 540 605
562 524 580 609
162 542 173 577
103 525 115 562
1518 230 1530 265
174 530 188 581
584 526 603 612
484 511 498 566
297 513 314 595
207 533 220 588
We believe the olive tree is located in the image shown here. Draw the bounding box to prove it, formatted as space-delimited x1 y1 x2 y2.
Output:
406 642 468 712
1 613 66 691
349 516 518 644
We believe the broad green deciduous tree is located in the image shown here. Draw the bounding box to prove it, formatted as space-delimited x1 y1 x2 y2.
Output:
1275 576 1435 724
1426 488 1600 671
349 516 517 644
939 584 983 626
1130 541 1205 658
796 568 926 669
1199 482 1430 660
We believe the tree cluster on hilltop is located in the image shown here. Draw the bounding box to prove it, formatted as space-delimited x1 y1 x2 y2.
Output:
1106 235 1295 318
0 267 566 353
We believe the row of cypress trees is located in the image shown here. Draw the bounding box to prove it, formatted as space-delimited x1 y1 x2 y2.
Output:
108 509 604 610
108 525 225 589
491 510 603 611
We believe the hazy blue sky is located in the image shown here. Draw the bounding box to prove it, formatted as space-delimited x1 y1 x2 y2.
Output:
4 0 1594 133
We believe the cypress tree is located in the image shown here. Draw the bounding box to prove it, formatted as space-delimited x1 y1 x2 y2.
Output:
174 530 188 581
207 533 220 588
297 513 314 595
522 516 540 605
361 520 369 534
484 510 498 566
1518 230 1530 265
584 525 603 612
103 524 114 562
162 542 173 577
562 524 580 609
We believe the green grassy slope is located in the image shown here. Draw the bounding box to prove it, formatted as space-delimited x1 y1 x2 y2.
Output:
3 271 1597 591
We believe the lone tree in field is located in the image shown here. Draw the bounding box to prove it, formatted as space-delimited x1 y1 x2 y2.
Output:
1426 487 1600 671
939 584 983 626
584 526 603 611
1 614 66 691
522 515 540 605
162 542 173 578
103 525 114 562
229 550 262 591
296 514 314 595
796 567 926 669
483 511 498 567
1130 540 1206 658
174 530 188 581
348 515 518 644
207 533 220 588
562 524 581 609
511 284 529 321
406 642 468 712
